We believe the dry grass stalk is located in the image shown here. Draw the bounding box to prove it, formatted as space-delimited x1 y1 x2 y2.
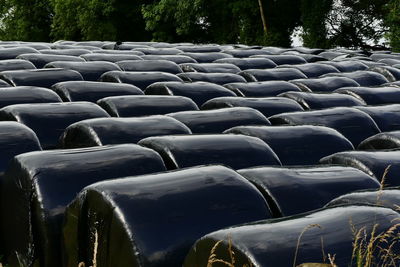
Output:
293 224 322 267
206 236 253 267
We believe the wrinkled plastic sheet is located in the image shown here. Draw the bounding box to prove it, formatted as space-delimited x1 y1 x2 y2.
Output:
290 76 360 93
239 68 307 82
0 86 62 108
336 86 400 105
224 81 301 97
359 131 400 150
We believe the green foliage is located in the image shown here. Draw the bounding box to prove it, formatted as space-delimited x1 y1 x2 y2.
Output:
0 0 53 41
301 0 333 48
386 0 400 52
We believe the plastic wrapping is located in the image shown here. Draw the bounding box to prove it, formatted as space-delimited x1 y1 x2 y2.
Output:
80 53 143 62
167 107 270 134
61 115 192 148
141 54 197 64
16 53 85 68
226 125 354 165
97 95 198 117
0 102 109 149
62 165 272 267
224 81 301 97
335 86 400 105
0 144 167 267
222 49 273 58
239 68 307 82
279 63 340 78
117 60 183 74
184 206 400 267
176 45 222 53
355 105 400 132
0 68 83 88
279 91 366 110
0 79 10 87
44 61 121 81
0 59 36 71
269 107 381 147
145 81 236 106
179 52 233 63
250 54 307 65
370 66 400 82
0 47 39 60
176 72 246 85
320 60 368 72
238 166 379 216
180 63 241 74
0 86 62 108
359 131 400 150
201 96 304 117
51 81 143 102
214 57 277 70
138 134 281 170
133 47 183 55
39 49 92 56
320 150 400 186
322 71 389 86
100 71 183 90
290 76 360 93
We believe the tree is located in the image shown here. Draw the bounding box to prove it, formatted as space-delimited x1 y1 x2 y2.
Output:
386 0 400 52
0 0 53 41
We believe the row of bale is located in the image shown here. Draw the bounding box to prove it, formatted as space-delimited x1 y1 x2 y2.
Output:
0 41 400 266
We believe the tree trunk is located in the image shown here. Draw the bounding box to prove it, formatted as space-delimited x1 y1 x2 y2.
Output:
258 0 268 34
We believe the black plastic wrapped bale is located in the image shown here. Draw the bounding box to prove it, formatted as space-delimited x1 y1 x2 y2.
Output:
290 76 360 93
320 150 400 186
269 107 381 147
97 95 198 117
141 54 197 64
133 47 183 55
318 51 348 60
322 71 389 86
226 125 354 165
145 81 236 106
370 53 400 61
176 45 222 53
279 63 340 78
139 134 281 170
179 52 233 63
0 47 39 60
61 115 192 148
279 91 365 110
355 105 400 132
44 61 121 81
214 57 277 70
224 81 301 97
238 166 379 216
222 49 273 58
201 97 304 117
327 188 400 211
51 81 143 102
370 66 400 82
167 107 270 134
0 68 83 88
89 50 143 56
0 79 10 87
184 206 400 267
379 58 400 66
100 71 183 90
39 48 92 56
80 53 143 62
335 86 400 105
0 122 42 177
0 86 62 108
0 144 167 267
251 54 307 65
0 59 36 71
239 68 307 82
176 72 246 85
179 63 241 74
320 60 368 72
359 131 400 150
0 102 109 149
16 53 85 68
116 60 183 74
62 165 272 267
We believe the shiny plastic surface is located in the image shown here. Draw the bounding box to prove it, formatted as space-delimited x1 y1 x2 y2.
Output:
61 115 192 148
335 86 400 105
226 125 354 165
16 53 85 68
0 68 83 88
0 144 167 267
238 166 379 216
167 107 270 134
141 55 197 64
63 165 272 267
0 47 39 60
0 86 62 108
359 131 400 150
224 81 301 97
239 68 307 82
52 81 143 102
251 54 307 65
176 72 246 85
180 63 240 74
320 60 368 72
138 134 282 170
117 60 183 74
214 57 277 70
97 95 198 117
322 71 389 86
201 96 304 117
280 63 340 78
320 150 400 186
179 52 233 63
0 102 109 149
80 53 143 62
355 104 400 132
184 206 400 267
0 59 36 71
291 76 360 92
269 107 381 147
